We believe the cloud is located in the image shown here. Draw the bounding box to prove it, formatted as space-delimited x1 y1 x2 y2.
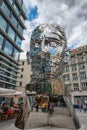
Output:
22 0 87 59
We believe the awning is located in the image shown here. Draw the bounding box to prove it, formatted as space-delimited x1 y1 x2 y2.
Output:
0 88 24 97
25 90 36 95
0 87 30 129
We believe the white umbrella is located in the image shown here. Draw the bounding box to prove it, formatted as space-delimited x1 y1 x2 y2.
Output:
25 90 36 95
0 88 24 97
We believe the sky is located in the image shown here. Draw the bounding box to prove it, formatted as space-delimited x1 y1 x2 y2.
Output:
21 0 87 58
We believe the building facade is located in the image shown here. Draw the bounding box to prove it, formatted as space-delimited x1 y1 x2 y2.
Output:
16 59 31 92
0 0 27 89
63 45 87 105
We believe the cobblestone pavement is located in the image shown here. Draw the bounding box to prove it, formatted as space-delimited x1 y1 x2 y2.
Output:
0 109 87 130
75 109 87 130
0 119 19 130
25 112 48 129
25 108 87 130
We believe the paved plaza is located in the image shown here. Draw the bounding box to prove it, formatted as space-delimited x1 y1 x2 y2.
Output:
0 109 87 130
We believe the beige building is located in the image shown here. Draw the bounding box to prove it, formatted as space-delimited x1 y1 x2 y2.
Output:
16 59 31 92
63 45 87 105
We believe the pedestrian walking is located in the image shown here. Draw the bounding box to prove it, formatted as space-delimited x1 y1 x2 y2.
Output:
49 102 54 114
79 103 82 112
35 102 39 112
82 103 87 112
31 101 35 111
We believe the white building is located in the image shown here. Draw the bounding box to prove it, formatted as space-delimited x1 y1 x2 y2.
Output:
63 45 87 105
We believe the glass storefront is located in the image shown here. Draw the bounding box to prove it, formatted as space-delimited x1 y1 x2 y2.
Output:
0 15 7 31
4 40 13 56
74 96 81 104
74 96 87 105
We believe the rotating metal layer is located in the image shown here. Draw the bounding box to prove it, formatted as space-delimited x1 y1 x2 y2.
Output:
27 24 67 83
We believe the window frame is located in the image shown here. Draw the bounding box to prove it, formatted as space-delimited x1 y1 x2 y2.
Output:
1 1 11 17
4 40 13 56
8 26 16 41
0 34 4 49
0 15 7 31
13 48 20 61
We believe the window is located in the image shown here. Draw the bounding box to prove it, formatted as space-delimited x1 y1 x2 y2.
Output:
10 74 16 79
72 64 77 71
81 82 87 90
74 96 80 104
1 2 10 16
73 84 79 91
72 73 78 81
71 57 76 63
80 72 86 80
4 40 13 56
20 75 23 78
20 82 22 86
9 0 14 4
12 14 17 27
78 54 83 61
13 48 20 61
64 66 69 72
22 61 24 65
21 68 24 72
8 26 15 41
0 15 7 31
14 4 20 16
22 3 26 13
18 0 22 5
20 14 25 23
16 35 22 47
10 79 16 84
63 74 70 81
79 63 85 70
0 34 4 49
81 82 87 87
20 61 25 65
18 24 23 34
0 75 3 80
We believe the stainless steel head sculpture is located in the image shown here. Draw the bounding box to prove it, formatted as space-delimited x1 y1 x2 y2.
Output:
26 25 81 130
27 24 67 83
